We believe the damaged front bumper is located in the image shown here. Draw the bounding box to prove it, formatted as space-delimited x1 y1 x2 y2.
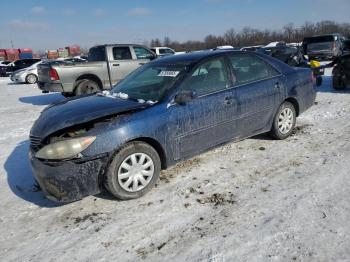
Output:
29 149 109 202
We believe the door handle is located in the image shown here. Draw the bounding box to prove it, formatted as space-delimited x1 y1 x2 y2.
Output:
113 63 120 66
275 82 280 89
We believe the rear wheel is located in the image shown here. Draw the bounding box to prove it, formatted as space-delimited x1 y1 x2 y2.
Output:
25 74 38 84
74 79 100 96
270 101 296 140
105 142 161 200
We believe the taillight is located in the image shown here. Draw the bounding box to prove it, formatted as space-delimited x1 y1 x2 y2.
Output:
49 68 59 81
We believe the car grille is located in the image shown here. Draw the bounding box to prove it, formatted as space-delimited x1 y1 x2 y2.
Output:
30 135 43 151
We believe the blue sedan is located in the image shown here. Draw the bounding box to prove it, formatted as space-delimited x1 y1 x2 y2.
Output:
29 50 316 202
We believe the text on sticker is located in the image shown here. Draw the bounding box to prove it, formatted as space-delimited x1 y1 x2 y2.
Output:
158 71 180 77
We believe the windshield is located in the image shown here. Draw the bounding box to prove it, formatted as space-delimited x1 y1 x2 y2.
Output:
305 35 335 44
111 63 188 102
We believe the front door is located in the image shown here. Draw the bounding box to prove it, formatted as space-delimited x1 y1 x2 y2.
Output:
109 46 140 85
169 56 239 160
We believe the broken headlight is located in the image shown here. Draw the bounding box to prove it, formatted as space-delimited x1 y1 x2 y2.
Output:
35 136 96 160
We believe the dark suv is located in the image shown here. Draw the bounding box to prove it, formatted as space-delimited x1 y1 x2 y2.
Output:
302 34 346 61
6 58 41 75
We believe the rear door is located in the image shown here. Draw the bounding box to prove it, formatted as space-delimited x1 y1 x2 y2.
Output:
227 53 283 137
170 56 239 159
109 46 140 85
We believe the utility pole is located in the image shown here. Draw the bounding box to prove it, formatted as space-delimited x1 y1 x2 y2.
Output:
11 40 14 48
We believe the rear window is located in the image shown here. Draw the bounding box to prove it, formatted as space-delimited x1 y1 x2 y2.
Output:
113 47 132 60
88 46 106 62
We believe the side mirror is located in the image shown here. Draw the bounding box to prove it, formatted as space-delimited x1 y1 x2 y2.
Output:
174 90 195 105
149 54 157 60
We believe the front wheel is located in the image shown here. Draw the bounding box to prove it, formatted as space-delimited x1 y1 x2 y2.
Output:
104 142 161 200
270 101 296 140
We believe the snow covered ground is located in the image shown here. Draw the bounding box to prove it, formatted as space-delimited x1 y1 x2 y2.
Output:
0 69 350 262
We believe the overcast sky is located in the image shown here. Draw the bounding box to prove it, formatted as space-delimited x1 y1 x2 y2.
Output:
0 0 349 51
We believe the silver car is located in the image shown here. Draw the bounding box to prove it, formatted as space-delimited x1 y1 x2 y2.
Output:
10 61 42 84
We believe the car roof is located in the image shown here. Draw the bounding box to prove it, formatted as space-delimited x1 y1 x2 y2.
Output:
153 50 245 64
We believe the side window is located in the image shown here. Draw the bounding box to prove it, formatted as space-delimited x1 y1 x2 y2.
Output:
133 47 154 59
182 57 228 96
113 47 132 60
229 54 279 85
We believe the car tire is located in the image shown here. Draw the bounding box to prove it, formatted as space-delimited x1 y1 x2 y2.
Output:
104 142 161 200
74 79 100 96
270 101 296 140
332 71 346 90
25 74 38 84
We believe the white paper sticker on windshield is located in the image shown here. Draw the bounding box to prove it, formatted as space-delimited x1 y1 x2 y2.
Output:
158 71 180 77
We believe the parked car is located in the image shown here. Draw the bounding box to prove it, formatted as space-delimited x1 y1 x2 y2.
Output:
263 45 324 86
331 40 350 90
0 61 11 77
37 44 156 97
213 45 235 50
302 34 346 61
150 47 176 57
29 50 316 202
10 61 43 84
5 58 41 76
240 45 264 52
0 61 11 66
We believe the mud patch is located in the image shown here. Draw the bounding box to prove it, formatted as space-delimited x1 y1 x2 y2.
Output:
159 157 201 183
291 124 313 136
197 193 236 206
66 212 111 231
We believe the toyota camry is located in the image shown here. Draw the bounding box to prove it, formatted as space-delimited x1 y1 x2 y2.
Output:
29 50 316 202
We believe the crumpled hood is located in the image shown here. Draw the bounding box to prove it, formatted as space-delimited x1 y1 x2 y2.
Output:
30 94 148 139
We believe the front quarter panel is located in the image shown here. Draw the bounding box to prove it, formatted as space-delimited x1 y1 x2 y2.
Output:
81 103 174 166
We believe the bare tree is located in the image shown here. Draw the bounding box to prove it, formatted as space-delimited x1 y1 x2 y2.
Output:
148 20 349 51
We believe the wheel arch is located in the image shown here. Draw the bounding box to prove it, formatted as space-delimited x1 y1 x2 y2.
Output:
128 137 168 170
284 97 300 116
75 74 103 90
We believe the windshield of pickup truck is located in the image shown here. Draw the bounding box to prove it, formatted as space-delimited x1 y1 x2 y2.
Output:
88 46 106 61
111 63 188 102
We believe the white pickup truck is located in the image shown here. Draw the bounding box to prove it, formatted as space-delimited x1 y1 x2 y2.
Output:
37 44 156 96
150 47 176 57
